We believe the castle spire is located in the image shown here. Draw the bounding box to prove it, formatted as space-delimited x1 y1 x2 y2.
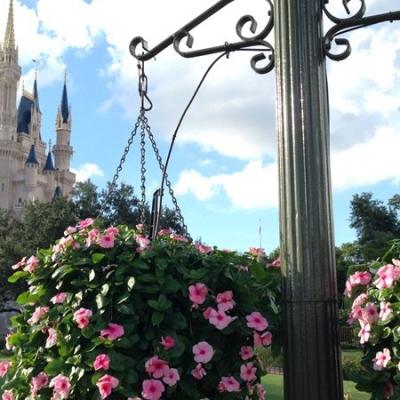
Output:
60 72 69 123
4 0 15 50
33 71 40 112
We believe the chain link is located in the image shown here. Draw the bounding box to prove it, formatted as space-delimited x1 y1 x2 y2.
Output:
98 116 141 218
143 115 190 237
139 115 147 225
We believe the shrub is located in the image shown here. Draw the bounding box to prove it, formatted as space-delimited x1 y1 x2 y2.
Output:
345 239 400 399
0 220 281 399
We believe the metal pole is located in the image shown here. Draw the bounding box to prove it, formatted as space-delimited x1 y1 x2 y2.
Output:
274 1 343 399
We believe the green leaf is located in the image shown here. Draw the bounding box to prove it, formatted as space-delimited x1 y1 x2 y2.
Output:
44 359 65 375
137 273 158 283
16 291 39 305
148 300 160 310
52 264 75 280
81 325 96 339
91 253 106 264
117 292 130 304
152 311 164 327
8 270 29 283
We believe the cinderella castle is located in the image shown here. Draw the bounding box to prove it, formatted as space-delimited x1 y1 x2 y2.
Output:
0 0 75 216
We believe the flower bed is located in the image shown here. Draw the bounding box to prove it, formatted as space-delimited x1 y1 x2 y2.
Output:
345 239 400 399
0 219 281 400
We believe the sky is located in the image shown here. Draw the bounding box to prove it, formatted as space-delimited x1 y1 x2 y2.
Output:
6 0 400 252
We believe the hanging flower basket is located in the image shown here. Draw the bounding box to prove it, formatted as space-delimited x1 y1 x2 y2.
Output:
345 239 400 399
0 219 281 400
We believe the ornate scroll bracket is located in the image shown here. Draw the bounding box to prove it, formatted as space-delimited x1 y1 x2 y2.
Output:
129 0 275 74
324 0 400 61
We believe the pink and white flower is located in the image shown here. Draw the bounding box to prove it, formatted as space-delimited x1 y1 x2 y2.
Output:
105 227 119 237
1 391 14 400
49 375 71 399
209 308 234 330
253 331 272 347
50 292 68 304
373 348 391 371
86 228 99 247
246 312 269 332
73 308 93 329
145 356 169 379
11 256 26 270
136 235 151 252
188 283 208 305
374 264 400 290
100 323 124 341
218 376 241 393
30 372 48 396
98 233 115 249
96 374 119 399
216 290 236 312
193 341 214 363
77 218 94 230
249 247 265 257
191 363 206 380
162 367 180 386
24 255 39 273
0 360 11 377
45 328 57 348
195 243 213 254
240 362 257 382
240 346 254 360
380 301 393 322
362 303 379 324
93 354 111 371
28 306 49 325
358 320 371 344
141 379 165 400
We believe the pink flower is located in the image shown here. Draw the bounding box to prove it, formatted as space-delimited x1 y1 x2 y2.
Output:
271 256 281 268
362 303 379 324
240 346 254 360
191 363 206 380
344 279 353 298
209 308 234 330
78 218 94 230
162 367 180 386
352 293 368 309
158 228 173 236
46 328 57 348
373 348 391 371
0 360 11 377
380 301 393 322
253 331 273 347
256 383 267 400
28 306 49 325
136 224 144 232
136 235 151 252
216 291 236 312
249 247 265 257
105 227 119 237
51 292 68 304
246 312 269 332
141 379 165 400
73 308 93 329
24 255 39 272
98 234 115 249
11 256 26 270
349 271 372 286
145 356 169 379
195 243 213 254
358 320 371 344
374 264 400 289
86 228 99 247
240 362 257 382
93 354 111 371
160 336 175 351
64 226 77 236
96 374 119 399
348 305 363 326
100 323 125 341
170 233 189 242
49 375 71 398
188 283 208 305
193 341 214 363
218 376 241 393
1 391 14 400
384 382 394 399
203 307 213 320
31 372 48 396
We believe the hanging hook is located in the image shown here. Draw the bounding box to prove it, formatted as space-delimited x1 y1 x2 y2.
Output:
137 58 153 112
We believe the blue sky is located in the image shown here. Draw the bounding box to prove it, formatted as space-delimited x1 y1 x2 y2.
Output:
8 0 400 252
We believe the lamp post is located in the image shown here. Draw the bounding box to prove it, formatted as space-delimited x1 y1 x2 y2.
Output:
129 1 400 398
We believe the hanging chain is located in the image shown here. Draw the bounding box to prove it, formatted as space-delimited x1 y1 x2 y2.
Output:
98 117 141 218
143 115 189 237
139 115 147 225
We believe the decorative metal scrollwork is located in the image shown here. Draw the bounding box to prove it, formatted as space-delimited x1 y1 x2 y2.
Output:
129 0 275 75
323 0 400 61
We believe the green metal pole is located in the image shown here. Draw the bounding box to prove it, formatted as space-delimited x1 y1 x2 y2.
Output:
274 1 343 399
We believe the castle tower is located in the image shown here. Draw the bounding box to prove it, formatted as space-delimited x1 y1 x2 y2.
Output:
0 0 20 141
53 75 72 171
24 143 39 201
43 142 56 199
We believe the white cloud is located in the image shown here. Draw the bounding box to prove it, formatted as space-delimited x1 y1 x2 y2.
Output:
71 163 104 182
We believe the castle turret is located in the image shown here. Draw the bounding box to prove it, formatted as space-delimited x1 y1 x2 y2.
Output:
24 144 38 200
43 146 56 198
0 0 21 141
53 76 72 171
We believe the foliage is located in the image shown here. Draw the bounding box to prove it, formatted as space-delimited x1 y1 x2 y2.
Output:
350 193 400 262
0 220 281 399
345 239 400 399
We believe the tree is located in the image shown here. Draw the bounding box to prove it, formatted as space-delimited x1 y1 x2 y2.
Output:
350 192 400 262
70 180 100 220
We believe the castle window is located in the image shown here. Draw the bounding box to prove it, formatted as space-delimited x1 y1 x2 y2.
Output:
1 183 4 192
18 198 22 203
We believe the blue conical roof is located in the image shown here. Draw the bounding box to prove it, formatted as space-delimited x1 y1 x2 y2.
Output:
61 81 69 123
33 78 40 113
43 151 55 171
25 144 38 164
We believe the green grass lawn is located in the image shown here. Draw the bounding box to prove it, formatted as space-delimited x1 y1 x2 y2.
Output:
262 375 369 400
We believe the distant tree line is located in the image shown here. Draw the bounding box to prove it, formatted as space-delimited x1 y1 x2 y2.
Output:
0 180 183 304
